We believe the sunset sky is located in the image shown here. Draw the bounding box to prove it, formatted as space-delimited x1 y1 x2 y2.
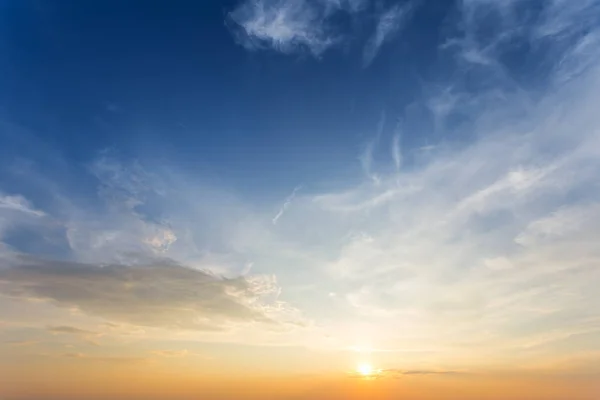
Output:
1 0 600 399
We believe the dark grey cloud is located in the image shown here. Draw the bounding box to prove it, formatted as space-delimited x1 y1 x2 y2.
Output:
0 258 278 331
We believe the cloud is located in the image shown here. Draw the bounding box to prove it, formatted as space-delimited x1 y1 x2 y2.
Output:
228 0 339 56
227 0 415 61
347 368 465 380
4 340 38 347
47 325 98 336
383 369 465 376
314 108 600 351
46 325 103 346
322 0 368 13
62 156 179 263
59 352 148 364
261 0 600 363
391 121 402 170
0 194 45 217
362 2 412 66
359 111 386 183
453 0 600 87
143 229 177 254
0 258 292 331
272 185 302 225
0 152 309 343
151 349 189 358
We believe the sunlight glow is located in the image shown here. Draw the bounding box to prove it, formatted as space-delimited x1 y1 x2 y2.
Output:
357 363 373 376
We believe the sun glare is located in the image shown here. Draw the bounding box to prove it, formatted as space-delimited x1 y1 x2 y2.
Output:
357 363 373 376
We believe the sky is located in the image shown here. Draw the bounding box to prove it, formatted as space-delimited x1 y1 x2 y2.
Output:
1 0 600 399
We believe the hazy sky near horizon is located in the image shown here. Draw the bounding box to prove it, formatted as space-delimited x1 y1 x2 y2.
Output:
1 0 600 399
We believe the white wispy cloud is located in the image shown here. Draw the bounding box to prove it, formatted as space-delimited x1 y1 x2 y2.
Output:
228 0 339 56
151 349 189 358
227 0 389 57
0 194 45 217
227 0 414 63
322 0 368 13
391 121 402 170
363 2 412 67
359 111 386 183
0 153 309 342
272 185 302 225
265 0 600 367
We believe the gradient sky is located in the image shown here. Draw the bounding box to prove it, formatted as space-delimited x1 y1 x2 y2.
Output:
1 0 600 399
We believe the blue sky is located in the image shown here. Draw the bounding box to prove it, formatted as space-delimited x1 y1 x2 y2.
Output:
2 0 600 386
1 0 462 192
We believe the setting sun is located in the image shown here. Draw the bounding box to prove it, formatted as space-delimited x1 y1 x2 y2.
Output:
357 363 373 376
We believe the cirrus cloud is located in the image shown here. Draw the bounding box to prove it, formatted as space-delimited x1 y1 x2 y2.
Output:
228 0 340 56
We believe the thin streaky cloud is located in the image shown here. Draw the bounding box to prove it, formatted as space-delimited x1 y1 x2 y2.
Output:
58 352 149 364
264 0 600 361
151 349 189 358
359 111 385 183
273 185 302 225
359 141 376 182
391 121 402 171
4 340 39 347
323 0 368 13
47 326 99 336
363 2 412 67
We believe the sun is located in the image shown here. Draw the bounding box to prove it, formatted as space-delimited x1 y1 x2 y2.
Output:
357 363 373 376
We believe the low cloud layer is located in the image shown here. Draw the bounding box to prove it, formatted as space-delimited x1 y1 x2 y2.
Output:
47 326 98 335
0 258 283 331
349 369 465 379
